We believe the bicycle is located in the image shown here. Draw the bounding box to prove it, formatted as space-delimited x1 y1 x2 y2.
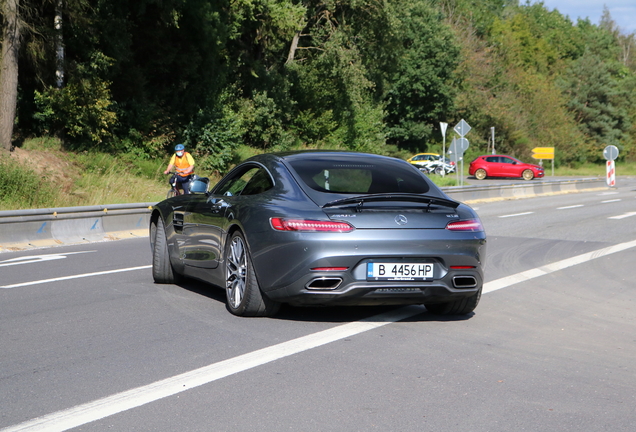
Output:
166 173 186 198
166 173 200 198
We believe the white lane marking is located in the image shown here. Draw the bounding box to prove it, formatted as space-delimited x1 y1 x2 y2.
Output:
498 212 534 218
601 199 621 203
0 266 152 289
0 251 96 268
608 212 636 220
598 191 619 195
5 237 636 432
0 307 423 432
483 238 636 293
557 205 584 210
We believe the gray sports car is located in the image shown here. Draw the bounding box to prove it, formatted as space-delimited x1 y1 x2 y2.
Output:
150 151 486 317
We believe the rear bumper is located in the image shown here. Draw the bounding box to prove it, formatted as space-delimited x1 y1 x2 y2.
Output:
266 267 483 306
249 227 486 306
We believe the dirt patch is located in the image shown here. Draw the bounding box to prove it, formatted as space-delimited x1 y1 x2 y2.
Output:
8 147 77 194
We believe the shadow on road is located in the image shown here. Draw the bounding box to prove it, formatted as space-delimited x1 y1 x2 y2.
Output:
176 278 476 323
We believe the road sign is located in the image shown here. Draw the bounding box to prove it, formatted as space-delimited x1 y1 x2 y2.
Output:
440 122 448 136
447 138 459 162
531 147 555 160
458 138 469 152
448 137 469 187
603 145 619 161
449 137 469 157
453 119 471 137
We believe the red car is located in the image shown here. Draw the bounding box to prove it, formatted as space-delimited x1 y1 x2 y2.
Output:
469 155 544 181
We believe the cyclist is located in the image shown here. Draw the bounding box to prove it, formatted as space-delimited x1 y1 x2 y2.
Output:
164 144 195 194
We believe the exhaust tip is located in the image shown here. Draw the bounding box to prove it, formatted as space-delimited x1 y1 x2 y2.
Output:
453 276 477 289
306 277 343 290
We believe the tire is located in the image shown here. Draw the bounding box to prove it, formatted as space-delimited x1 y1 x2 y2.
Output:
225 232 280 317
434 166 444 175
151 217 181 284
166 189 177 199
474 168 487 180
522 169 534 181
424 288 482 315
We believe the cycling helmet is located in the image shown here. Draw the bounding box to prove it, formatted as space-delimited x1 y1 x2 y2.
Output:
174 144 185 151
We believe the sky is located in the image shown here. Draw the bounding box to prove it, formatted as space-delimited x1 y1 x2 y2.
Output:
537 1 636 34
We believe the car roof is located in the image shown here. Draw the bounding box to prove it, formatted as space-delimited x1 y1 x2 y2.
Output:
243 150 451 202
248 150 404 164
477 154 519 159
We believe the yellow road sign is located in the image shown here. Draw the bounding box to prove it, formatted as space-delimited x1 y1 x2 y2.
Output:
532 147 555 159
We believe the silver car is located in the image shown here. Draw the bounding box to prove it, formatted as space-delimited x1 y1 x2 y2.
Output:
150 151 486 317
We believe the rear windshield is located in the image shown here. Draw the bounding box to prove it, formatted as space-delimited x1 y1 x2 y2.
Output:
287 159 430 195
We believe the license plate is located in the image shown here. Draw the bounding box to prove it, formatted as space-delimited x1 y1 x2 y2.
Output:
367 263 434 281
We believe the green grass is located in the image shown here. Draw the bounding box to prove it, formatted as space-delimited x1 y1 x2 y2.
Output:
553 161 636 177
1 138 173 210
428 174 459 187
22 136 64 151
0 160 59 209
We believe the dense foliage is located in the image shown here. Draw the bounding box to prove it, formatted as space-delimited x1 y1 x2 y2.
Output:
6 0 636 171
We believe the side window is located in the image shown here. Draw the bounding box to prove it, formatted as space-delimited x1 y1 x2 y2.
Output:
485 156 498 163
241 168 274 195
216 167 258 196
501 157 514 164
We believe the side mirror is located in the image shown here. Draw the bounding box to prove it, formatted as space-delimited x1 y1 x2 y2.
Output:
190 177 210 194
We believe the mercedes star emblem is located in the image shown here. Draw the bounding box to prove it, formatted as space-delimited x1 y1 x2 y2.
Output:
395 214 408 225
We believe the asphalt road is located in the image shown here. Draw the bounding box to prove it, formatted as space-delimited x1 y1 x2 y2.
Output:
1 178 636 432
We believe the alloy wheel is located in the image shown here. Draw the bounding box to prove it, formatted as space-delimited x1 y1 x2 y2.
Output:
226 236 247 308
522 169 534 181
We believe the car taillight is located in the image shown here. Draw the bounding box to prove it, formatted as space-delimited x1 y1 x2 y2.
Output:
446 219 484 232
270 218 355 232
311 267 349 271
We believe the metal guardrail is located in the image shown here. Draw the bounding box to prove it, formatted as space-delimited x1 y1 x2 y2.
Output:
0 203 156 223
0 178 608 252
0 203 155 251
441 177 607 203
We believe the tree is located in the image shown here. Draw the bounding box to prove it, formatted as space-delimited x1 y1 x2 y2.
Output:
0 0 22 151
558 50 633 159
54 0 63 88
384 1 460 150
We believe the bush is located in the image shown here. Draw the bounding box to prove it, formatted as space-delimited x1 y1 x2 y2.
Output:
0 160 58 210
182 91 247 174
33 52 117 147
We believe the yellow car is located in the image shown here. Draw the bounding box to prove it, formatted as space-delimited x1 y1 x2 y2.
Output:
407 153 456 175
407 153 442 167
